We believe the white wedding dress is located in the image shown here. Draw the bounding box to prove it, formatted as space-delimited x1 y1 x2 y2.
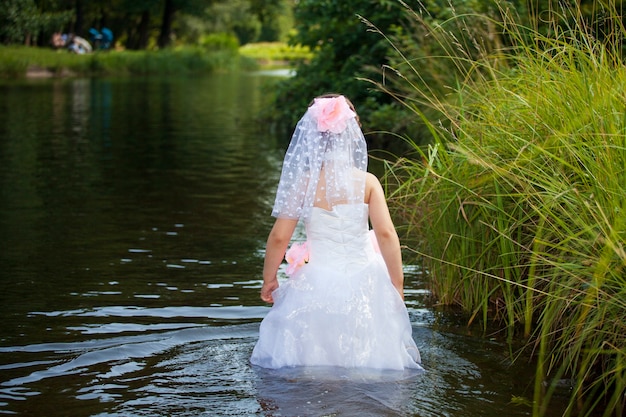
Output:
251 203 422 370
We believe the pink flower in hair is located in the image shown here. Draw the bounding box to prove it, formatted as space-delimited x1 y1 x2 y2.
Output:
285 241 309 276
309 96 357 134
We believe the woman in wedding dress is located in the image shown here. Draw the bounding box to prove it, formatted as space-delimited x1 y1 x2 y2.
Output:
250 95 422 371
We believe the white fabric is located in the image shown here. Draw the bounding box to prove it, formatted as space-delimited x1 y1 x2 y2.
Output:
251 203 422 370
271 110 367 221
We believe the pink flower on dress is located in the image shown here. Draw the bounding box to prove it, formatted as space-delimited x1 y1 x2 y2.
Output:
309 96 356 134
285 241 309 276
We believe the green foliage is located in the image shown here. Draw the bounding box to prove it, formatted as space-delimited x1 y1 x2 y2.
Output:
0 45 241 77
239 42 312 63
383 2 626 416
199 32 240 51
204 0 261 45
269 0 408 132
97 47 240 74
1 0 294 50
181 0 293 46
248 0 294 42
0 0 38 44
0 0 72 45
0 45 85 75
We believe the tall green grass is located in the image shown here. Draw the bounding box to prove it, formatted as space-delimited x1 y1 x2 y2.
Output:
370 2 626 416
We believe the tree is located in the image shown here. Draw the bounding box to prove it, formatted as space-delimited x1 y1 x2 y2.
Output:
249 0 293 42
156 0 215 48
157 0 175 48
271 0 407 131
1 0 73 45
3 0 295 48
0 0 37 44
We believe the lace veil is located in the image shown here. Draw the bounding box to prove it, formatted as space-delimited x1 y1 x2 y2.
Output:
271 95 368 221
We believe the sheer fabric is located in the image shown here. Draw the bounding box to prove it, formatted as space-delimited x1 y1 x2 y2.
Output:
251 204 422 370
271 97 367 221
254 95 422 371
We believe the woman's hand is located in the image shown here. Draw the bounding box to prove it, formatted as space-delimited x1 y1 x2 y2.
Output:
260 218 297 304
260 279 279 303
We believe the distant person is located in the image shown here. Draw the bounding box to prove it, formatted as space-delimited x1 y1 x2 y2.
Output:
250 94 423 371
51 32 65 48
66 34 92 54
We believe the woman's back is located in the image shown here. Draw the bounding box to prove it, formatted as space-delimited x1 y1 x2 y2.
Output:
252 94 422 371
306 204 375 272
251 201 422 370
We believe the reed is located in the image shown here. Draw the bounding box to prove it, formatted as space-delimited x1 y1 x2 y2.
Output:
369 2 626 416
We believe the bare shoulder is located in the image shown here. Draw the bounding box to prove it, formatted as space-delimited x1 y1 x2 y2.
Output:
366 172 393 226
366 172 381 186
365 172 385 205
366 172 383 193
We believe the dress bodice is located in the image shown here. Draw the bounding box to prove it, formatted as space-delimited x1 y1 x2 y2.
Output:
252 202 423 371
305 203 376 271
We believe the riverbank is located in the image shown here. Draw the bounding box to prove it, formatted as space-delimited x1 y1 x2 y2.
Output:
0 46 244 78
0 42 309 78
384 8 626 417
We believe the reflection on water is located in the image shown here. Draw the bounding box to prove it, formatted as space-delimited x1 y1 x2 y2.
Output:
0 304 544 417
254 366 424 416
0 74 564 416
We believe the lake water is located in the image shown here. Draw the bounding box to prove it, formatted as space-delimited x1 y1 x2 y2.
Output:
0 73 565 416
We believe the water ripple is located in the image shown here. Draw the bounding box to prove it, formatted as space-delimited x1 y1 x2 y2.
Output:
29 305 269 319
1 324 259 387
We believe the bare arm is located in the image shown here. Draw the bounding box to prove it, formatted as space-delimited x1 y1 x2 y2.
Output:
366 173 405 300
260 218 298 303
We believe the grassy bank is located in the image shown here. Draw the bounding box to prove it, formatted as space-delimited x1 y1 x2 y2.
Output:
378 4 626 417
0 45 248 78
239 41 312 67
0 40 309 78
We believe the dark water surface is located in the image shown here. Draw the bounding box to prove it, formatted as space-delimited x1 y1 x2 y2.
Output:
0 74 562 416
